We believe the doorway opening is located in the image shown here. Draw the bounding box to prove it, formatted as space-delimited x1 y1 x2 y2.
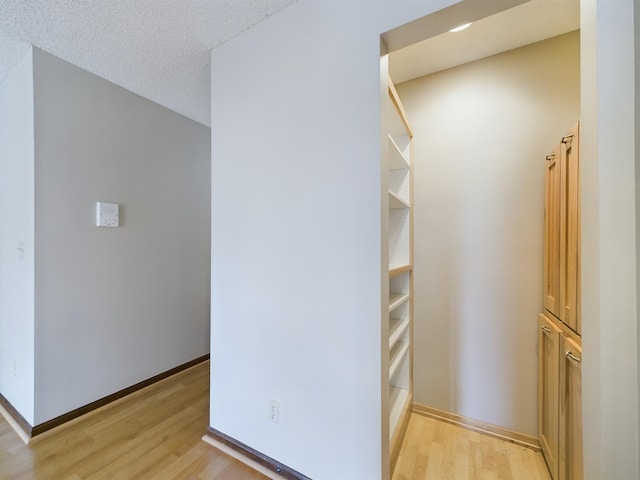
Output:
380 1 580 477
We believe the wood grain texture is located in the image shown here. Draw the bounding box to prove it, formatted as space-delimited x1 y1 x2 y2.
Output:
0 392 32 437
205 428 310 480
30 354 211 438
1 361 552 480
558 336 582 480
412 404 540 452
544 145 562 319
538 314 561 479
393 413 551 480
388 78 414 138
389 264 413 278
0 361 267 480
560 122 580 334
390 392 413 473
544 121 581 337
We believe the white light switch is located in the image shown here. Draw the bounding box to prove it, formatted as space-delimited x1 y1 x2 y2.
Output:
96 202 119 227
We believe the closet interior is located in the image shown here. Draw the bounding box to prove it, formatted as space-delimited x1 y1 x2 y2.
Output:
380 5 581 477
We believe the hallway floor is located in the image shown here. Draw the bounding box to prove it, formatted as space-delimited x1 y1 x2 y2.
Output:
0 362 266 480
1 361 550 479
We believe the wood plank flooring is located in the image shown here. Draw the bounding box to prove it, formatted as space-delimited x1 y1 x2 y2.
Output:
1 361 551 480
393 413 551 480
0 362 267 480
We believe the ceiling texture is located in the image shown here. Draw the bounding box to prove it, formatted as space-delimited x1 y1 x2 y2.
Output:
0 0 297 126
0 0 578 128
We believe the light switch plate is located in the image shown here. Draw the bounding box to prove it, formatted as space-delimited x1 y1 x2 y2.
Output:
96 202 119 227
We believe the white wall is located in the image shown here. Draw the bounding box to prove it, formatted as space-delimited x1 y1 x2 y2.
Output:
396 31 580 436
211 0 640 477
0 47 35 425
636 0 640 468
209 1 528 479
32 49 211 424
581 0 639 477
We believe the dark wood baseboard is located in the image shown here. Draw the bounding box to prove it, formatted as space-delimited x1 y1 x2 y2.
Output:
0 392 33 436
206 427 311 480
31 354 210 437
412 403 541 452
9 354 209 438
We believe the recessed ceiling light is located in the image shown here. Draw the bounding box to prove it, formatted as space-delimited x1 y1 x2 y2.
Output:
449 22 472 33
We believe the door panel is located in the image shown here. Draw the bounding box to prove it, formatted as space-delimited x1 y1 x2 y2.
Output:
561 123 580 333
538 314 560 479
544 145 562 319
559 335 582 480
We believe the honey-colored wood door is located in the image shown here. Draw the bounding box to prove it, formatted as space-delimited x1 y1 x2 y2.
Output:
544 145 562 319
560 122 580 334
539 314 560 479
558 335 583 480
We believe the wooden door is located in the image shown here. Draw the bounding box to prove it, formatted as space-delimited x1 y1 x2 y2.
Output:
560 122 580 334
559 335 583 480
544 145 562 320
538 314 560 479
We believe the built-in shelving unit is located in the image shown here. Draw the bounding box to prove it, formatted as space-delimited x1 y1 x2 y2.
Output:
389 191 410 209
389 340 410 380
383 71 414 472
389 264 412 277
389 292 410 312
389 386 410 443
389 317 410 349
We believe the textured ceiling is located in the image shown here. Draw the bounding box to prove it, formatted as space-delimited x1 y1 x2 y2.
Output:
0 0 297 126
390 0 580 84
1 0 579 127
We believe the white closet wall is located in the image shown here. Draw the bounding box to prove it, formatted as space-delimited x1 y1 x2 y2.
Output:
396 31 580 436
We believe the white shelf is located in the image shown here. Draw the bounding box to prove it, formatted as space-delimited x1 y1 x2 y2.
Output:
389 190 410 209
385 74 413 454
389 341 410 379
389 317 410 350
388 208 410 268
389 264 411 277
389 386 410 441
389 292 409 312
388 134 410 170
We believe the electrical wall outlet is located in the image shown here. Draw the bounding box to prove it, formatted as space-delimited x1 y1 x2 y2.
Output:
269 399 279 424
13 361 16 377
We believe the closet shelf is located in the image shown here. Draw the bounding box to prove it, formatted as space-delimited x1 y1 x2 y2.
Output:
389 292 410 312
389 190 410 209
388 134 410 170
389 386 410 441
389 317 410 350
389 264 412 278
389 341 409 379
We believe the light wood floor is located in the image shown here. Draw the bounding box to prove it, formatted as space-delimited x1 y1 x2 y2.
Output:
0 362 267 480
393 413 551 480
1 361 551 480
